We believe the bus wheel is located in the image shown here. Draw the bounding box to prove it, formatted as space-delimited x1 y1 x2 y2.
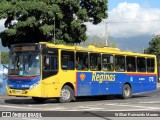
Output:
122 84 132 99
58 85 74 103
32 97 47 103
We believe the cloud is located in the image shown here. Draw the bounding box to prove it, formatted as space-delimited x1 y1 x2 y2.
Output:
86 2 160 38
85 22 106 36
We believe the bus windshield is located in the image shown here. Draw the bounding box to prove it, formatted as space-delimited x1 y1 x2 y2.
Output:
9 53 40 76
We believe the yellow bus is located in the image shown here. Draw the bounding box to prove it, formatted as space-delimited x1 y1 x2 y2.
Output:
7 42 158 103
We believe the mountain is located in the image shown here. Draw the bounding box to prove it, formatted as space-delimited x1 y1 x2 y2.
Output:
110 35 152 53
0 34 152 53
85 34 152 53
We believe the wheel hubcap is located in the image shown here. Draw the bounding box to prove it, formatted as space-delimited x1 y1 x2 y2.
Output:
124 88 130 97
61 89 70 100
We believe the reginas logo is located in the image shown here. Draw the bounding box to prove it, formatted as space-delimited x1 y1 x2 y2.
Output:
92 72 115 83
80 73 86 81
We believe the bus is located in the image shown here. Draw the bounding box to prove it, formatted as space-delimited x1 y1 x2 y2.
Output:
7 42 158 103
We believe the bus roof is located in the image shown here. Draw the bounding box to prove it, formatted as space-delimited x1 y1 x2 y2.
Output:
39 42 155 57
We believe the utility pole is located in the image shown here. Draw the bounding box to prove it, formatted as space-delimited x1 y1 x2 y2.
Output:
0 51 1 64
54 18 55 44
105 21 109 47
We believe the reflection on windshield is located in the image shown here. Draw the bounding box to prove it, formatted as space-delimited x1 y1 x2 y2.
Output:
9 53 40 76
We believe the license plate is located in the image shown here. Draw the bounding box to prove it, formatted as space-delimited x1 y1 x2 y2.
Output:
15 90 22 94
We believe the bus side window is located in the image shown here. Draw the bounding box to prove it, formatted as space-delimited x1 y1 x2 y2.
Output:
61 51 74 70
102 54 114 71
43 56 50 70
147 58 155 73
137 57 146 72
126 56 136 72
115 55 125 72
90 53 101 71
51 56 58 70
43 56 58 71
76 52 88 70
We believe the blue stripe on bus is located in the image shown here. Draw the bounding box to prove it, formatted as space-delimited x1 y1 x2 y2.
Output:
7 76 40 89
76 72 156 96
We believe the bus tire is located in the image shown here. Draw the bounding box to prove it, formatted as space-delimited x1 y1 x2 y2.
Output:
32 97 47 103
58 85 74 103
121 84 132 99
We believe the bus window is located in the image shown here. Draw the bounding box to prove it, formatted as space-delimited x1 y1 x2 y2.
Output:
43 56 58 71
76 52 88 70
90 53 101 71
126 56 136 72
137 57 146 72
51 57 58 70
147 58 155 73
115 55 125 72
43 56 50 70
61 51 74 70
102 54 114 71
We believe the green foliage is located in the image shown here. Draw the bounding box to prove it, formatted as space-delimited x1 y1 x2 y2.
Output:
0 0 108 48
145 35 160 71
144 35 160 55
80 0 108 24
0 51 9 64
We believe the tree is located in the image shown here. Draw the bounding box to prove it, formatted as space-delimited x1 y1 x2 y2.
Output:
145 35 160 80
144 35 160 55
0 51 9 64
0 0 108 48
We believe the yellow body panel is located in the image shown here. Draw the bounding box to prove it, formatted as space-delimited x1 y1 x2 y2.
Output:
41 70 76 98
7 71 76 98
7 84 43 97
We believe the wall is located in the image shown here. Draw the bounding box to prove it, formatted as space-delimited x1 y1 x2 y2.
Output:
0 64 8 95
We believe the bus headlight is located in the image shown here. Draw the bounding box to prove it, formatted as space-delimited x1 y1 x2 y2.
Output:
29 81 40 90
8 85 13 88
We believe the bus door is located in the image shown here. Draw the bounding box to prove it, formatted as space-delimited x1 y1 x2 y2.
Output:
42 48 58 96
42 48 58 79
60 50 76 89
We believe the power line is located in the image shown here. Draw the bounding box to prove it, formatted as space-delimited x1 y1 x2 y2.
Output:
107 20 160 24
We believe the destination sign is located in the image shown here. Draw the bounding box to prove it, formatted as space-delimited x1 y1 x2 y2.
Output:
14 46 36 52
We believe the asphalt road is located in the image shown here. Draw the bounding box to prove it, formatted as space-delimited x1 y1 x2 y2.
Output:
1 88 160 119
0 88 160 111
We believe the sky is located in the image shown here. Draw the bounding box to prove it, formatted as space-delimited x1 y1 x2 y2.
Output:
1 0 160 51
108 0 160 10
86 0 160 38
